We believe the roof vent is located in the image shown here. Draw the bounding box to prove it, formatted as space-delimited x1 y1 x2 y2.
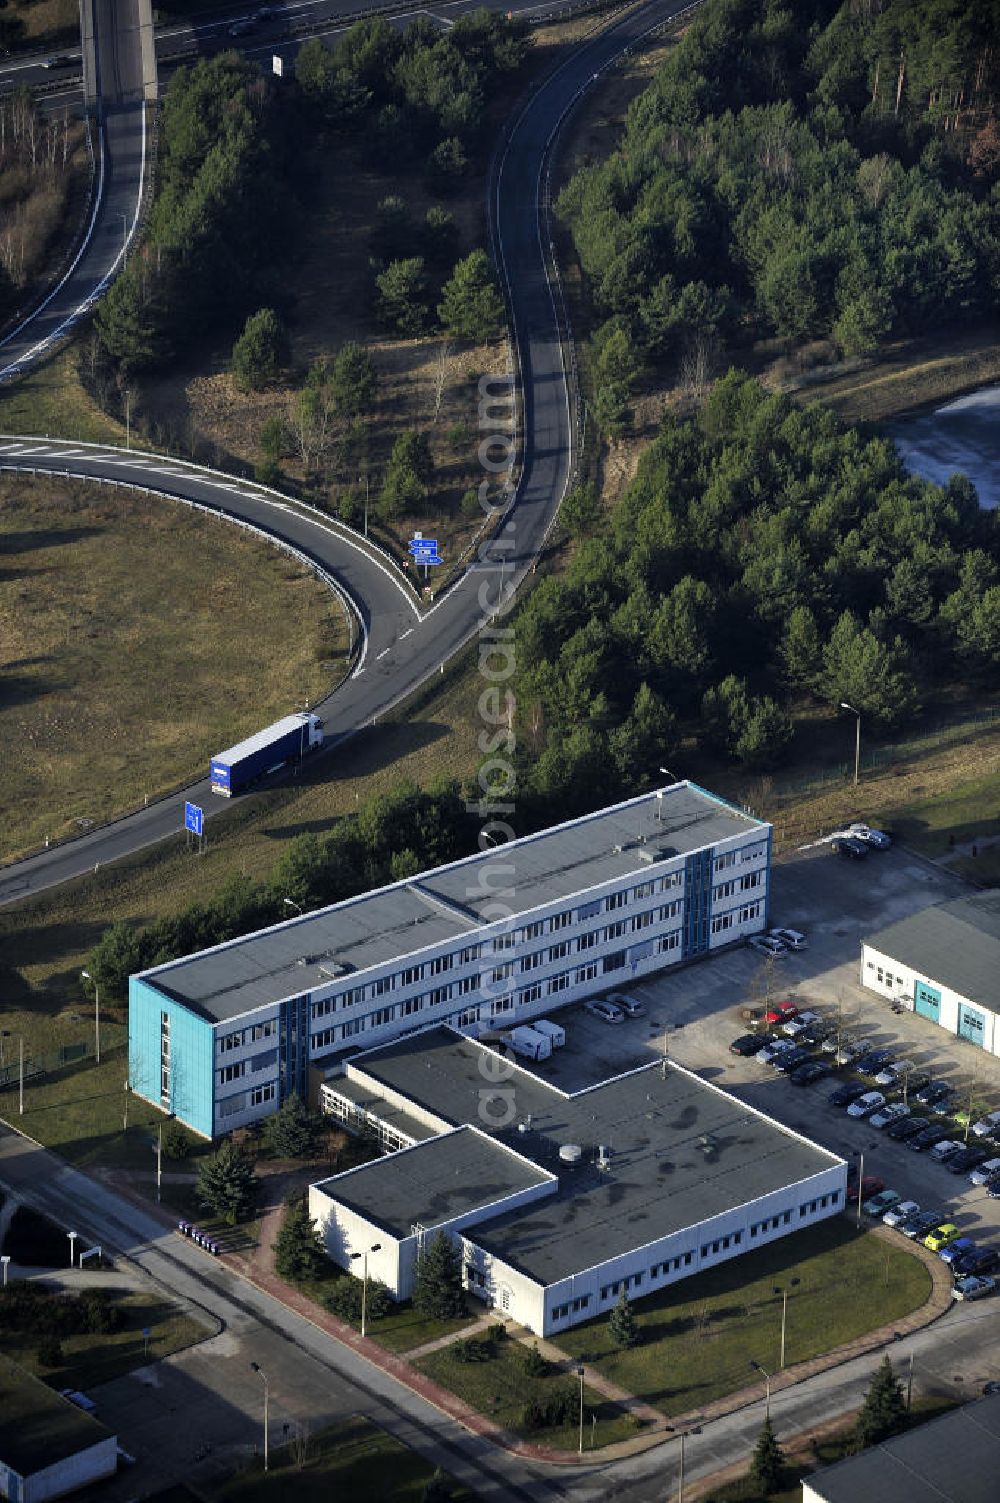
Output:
559 1143 582 1165
699 1133 718 1156
597 1144 613 1170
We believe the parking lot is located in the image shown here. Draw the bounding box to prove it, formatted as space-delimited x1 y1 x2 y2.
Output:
531 845 1000 1246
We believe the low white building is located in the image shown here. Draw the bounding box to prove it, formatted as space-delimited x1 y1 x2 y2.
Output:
0 1359 117 1503
862 891 1000 1056
310 1027 846 1336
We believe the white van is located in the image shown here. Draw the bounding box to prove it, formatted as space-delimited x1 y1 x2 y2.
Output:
532 1019 566 1048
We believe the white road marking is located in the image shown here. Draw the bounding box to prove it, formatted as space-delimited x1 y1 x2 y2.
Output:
377 648 390 661
400 628 413 639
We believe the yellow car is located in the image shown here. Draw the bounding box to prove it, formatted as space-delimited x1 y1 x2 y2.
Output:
924 1223 960 1252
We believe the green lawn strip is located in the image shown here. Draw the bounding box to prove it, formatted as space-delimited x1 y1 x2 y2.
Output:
0 349 124 444
549 1223 931 1420
0 1289 207 1391
881 768 1000 857
415 1339 639 1450
370 1304 479 1355
205 1415 476 1502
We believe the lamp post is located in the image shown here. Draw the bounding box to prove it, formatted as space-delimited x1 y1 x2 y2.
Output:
576 1366 585 1455
750 1359 772 1418
773 1286 788 1369
677 1429 686 1503
659 766 680 784
839 702 861 786
1 1256 10 1288
282 897 303 917
349 1243 382 1338
119 211 128 264
67 1231 78 1268
81 969 100 1064
249 1362 269 1471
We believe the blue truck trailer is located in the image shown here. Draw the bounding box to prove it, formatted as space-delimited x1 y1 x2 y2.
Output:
210 712 324 797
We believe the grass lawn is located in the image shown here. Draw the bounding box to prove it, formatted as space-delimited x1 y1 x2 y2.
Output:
370 1303 478 1355
549 1222 931 1419
880 767 1000 857
0 349 124 445
205 1416 476 1503
416 1337 639 1450
0 1288 207 1391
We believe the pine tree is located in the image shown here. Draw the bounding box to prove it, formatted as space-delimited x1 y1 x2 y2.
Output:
263 1092 325 1160
438 250 504 341
273 1198 326 1281
608 1288 639 1349
413 1231 466 1320
195 1139 258 1226
749 1414 786 1493
855 1355 907 1448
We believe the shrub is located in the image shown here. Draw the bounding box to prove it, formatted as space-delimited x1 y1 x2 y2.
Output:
36 1336 63 1367
453 1336 493 1363
161 1122 191 1160
521 1343 548 1377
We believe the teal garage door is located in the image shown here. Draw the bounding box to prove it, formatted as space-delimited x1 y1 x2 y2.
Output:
959 1003 986 1047
914 981 941 1021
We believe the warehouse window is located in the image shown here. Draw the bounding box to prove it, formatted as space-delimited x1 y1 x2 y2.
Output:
250 1083 275 1107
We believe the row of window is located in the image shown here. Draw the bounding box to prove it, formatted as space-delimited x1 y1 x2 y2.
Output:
218 1020 276 1053
218 1080 275 1118
218 1049 277 1085
712 870 765 901
551 1294 592 1320
714 841 768 873
711 902 762 935
866 960 902 989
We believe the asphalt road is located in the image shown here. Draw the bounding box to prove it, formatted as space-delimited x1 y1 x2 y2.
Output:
0 0 146 380
0 0 696 903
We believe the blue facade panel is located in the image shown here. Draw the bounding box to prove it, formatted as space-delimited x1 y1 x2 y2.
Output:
128 978 215 1138
683 848 713 959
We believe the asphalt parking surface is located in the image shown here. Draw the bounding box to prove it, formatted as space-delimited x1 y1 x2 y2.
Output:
529 846 1000 1245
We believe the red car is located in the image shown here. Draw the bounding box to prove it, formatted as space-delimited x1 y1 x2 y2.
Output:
764 1002 798 1026
847 1175 885 1203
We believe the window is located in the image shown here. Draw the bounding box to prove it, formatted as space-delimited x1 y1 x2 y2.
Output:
401 965 423 986
524 920 544 940
550 910 572 931
312 998 335 1021
549 940 571 961
342 986 363 1008
250 1082 276 1107
659 900 681 920
219 1031 244 1053
578 929 598 951
603 951 626 973
428 986 451 1007
341 1017 366 1038
460 944 481 964
657 931 680 955
605 920 627 940
605 891 627 912
251 1049 277 1073
576 962 598 984
714 880 736 900
740 870 763 891
371 976 393 997
220 1062 245 1084
660 871 682 890
491 932 516 951
714 851 737 872
455 1006 480 1027
219 1093 246 1118
633 909 654 931
488 963 513 984
549 971 570 994
577 898 601 921
402 997 423 1017
371 1007 394 1028
313 1027 336 1049
712 912 735 935
633 880 654 900
457 975 478 996
521 950 544 971
431 954 454 976
490 997 513 1017
519 983 543 1006
740 902 761 923
251 1020 275 1041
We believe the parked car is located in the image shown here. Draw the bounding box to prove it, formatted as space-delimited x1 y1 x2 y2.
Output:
782 1009 821 1037
848 1091 886 1118
832 835 869 859
763 1001 798 1026
875 1059 915 1087
924 1223 961 1252
605 992 645 1018
822 1032 859 1056
952 1248 1000 1278
773 1046 814 1074
969 1158 1000 1186
888 1116 930 1142
983 1381 1000 1395
790 1061 833 1087
883 1199 921 1228
768 927 807 950
931 1094 959 1117
870 1102 910 1129
42 54 73 69
730 1033 769 1056
985 1175 1000 1198
946 1146 990 1175
585 999 625 1025
862 1188 901 1217
908 1124 954 1151
829 1081 868 1108
952 1275 997 1302
900 1210 946 1240
939 1236 977 1266
930 1140 964 1164
758 1037 795 1065
856 1049 896 1076
848 823 892 849
748 935 786 958
915 1080 954 1107
847 1175 885 1203
971 1110 1000 1139
894 1072 931 1098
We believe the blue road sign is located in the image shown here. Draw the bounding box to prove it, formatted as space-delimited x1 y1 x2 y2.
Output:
408 534 444 566
184 802 204 837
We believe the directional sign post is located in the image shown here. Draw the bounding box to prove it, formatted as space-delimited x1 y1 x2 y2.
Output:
408 531 444 581
184 802 205 855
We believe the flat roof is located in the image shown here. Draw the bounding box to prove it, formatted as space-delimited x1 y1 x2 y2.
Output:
0 1356 113 1477
804 1393 1000 1503
337 1029 841 1284
324 1075 441 1145
866 890 1000 1016
140 783 766 1023
313 1126 553 1239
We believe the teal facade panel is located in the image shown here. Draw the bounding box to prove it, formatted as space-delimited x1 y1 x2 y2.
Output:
128 977 215 1138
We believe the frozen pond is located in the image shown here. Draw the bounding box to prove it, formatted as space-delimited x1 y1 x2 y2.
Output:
888 385 1000 509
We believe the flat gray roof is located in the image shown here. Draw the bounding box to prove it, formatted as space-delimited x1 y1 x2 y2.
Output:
804 1393 1000 1503
141 783 765 1023
866 890 1000 1016
341 1029 840 1284
0 1356 114 1477
313 1126 552 1239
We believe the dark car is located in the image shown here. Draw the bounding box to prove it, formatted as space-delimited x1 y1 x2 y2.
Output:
901 1210 947 1240
832 835 868 859
856 1049 896 1076
894 1073 931 1098
730 1033 768 1056
888 1115 930 1141
774 1045 814 1074
932 1095 959 1118
790 1060 833 1087
953 1247 1000 1278
797 1023 831 1047
915 1080 953 1106
948 1146 990 1175
909 1124 953 1151
985 1175 1000 1198
829 1081 869 1107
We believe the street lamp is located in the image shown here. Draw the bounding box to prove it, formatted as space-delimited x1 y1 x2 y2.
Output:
659 766 680 783
839 702 861 787
119 211 128 264
282 897 303 917
249 1362 269 1471
67 1231 78 1268
349 1243 383 1338
772 1279 798 1368
81 969 100 1064
1 1256 10 1287
750 1358 772 1418
576 1365 585 1454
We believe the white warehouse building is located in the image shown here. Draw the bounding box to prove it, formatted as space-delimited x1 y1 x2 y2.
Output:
862 890 1000 1056
129 782 772 1138
310 1027 847 1336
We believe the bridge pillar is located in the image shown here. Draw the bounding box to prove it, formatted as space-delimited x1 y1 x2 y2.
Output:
138 0 159 103
78 0 98 111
